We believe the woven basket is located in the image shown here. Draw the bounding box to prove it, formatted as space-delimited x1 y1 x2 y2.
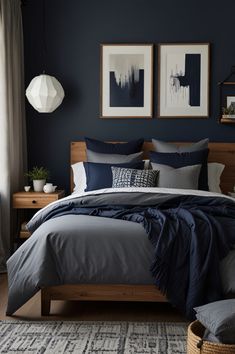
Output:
187 320 235 354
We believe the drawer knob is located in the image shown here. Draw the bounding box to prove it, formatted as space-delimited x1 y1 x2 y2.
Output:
32 200 37 204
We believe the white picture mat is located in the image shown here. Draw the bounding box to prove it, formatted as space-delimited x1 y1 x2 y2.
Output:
102 45 152 117
159 44 209 117
227 96 235 108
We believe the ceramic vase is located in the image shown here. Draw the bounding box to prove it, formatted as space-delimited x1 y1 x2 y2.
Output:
33 179 46 192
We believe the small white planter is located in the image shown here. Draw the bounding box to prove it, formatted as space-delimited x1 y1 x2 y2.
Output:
33 179 46 192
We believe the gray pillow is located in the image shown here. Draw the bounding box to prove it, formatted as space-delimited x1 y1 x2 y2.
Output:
151 163 201 189
112 167 159 188
152 138 209 153
194 299 235 344
87 149 143 163
203 329 221 343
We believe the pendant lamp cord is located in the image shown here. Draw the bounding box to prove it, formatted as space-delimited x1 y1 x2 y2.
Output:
42 0 47 74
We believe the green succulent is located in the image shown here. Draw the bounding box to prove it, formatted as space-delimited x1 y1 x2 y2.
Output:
222 105 235 115
25 166 50 181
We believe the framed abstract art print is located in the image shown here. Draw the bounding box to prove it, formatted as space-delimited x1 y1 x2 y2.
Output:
158 43 210 118
100 44 153 118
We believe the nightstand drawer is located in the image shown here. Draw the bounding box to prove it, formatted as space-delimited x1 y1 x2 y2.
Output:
13 191 65 209
13 195 57 208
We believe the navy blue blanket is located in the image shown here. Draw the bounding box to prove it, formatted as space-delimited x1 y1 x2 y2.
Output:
28 192 235 319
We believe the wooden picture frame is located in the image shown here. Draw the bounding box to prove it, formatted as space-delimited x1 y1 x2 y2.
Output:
158 43 210 118
100 44 153 119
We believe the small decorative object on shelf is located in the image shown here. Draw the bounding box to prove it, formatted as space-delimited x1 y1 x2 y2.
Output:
222 105 235 119
219 66 235 124
25 166 50 192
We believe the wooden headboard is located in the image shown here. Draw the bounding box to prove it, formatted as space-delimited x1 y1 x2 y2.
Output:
71 141 235 194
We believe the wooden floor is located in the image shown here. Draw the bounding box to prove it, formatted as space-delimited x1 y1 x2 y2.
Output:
0 274 185 322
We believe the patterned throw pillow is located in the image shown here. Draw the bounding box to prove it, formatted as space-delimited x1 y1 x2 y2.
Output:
112 167 159 188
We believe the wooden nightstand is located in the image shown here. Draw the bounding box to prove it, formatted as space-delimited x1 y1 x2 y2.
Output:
13 190 65 240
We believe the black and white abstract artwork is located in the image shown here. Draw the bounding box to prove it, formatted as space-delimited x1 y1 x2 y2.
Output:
101 45 153 118
159 44 209 118
169 54 201 107
109 54 144 107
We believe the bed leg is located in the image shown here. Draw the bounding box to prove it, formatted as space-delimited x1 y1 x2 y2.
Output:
41 289 51 316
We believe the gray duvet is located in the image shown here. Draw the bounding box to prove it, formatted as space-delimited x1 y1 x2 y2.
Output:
7 214 155 315
6 190 235 315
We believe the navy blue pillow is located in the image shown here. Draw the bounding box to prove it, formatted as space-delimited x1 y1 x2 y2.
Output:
150 149 209 191
85 137 144 155
84 161 145 191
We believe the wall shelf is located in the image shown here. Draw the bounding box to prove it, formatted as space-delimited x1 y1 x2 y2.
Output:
220 117 235 124
219 81 235 85
218 66 235 124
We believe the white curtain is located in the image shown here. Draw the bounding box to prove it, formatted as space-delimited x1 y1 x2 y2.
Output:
0 0 27 271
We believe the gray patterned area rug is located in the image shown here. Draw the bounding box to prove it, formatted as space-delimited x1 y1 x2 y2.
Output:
0 321 187 354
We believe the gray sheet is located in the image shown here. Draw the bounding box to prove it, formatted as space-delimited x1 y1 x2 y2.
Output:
7 214 155 315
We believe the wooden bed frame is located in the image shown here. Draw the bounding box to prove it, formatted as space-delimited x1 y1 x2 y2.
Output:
41 141 235 315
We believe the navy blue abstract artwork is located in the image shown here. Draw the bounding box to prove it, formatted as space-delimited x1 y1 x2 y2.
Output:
159 44 209 117
169 54 201 107
109 54 144 107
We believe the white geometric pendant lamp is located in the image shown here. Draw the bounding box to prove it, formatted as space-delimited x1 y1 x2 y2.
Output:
26 74 65 113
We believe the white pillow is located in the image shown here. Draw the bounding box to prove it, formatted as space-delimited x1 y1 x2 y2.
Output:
71 162 87 194
208 162 225 193
143 159 150 169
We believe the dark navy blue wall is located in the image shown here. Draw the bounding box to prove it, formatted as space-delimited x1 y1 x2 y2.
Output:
22 0 235 192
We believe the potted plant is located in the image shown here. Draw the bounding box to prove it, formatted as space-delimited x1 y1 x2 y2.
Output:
222 105 235 119
25 166 50 192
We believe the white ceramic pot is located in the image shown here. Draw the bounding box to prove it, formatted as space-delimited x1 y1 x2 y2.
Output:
33 179 46 192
